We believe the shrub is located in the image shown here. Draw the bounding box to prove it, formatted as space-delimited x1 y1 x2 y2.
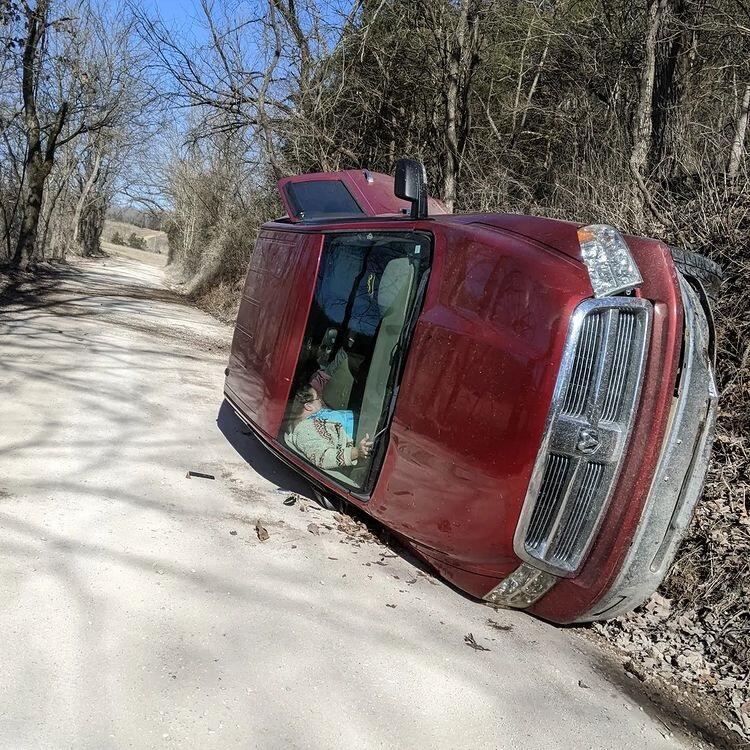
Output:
111 231 124 245
127 232 147 250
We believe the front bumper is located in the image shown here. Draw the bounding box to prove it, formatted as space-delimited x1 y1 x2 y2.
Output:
576 274 718 621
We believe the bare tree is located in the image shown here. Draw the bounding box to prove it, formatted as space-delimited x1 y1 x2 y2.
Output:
649 0 702 180
727 82 750 181
436 0 481 212
630 0 668 223
9 0 137 267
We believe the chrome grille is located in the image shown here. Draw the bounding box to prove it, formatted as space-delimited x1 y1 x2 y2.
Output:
601 311 637 422
514 297 652 575
549 461 605 565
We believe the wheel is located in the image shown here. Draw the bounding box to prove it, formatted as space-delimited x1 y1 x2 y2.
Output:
312 486 343 512
669 246 723 305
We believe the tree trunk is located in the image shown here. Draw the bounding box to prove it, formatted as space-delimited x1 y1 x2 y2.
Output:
39 153 76 258
11 0 66 268
79 194 106 257
727 83 750 182
442 0 480 212
13 148 51 267
630 0 667 222
650 0 701 182
510 19 534 138
73 150 103 254
516 33 551 137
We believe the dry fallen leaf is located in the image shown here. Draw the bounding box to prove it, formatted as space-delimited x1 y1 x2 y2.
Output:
464 633 490 652
307 523 320 536
255 520 269 542
486 618 513 632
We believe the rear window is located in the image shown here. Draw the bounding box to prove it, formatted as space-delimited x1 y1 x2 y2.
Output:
285 180 363 220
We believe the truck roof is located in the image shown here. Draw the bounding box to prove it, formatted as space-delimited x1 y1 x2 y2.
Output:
276 168 583 262
277 169 448 222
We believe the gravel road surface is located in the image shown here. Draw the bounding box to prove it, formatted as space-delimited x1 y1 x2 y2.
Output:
0 255 702 749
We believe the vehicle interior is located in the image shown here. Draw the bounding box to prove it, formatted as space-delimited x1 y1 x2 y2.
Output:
279 231 431 491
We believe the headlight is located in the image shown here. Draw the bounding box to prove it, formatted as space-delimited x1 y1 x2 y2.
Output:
483 563 558 608
577 224 643 298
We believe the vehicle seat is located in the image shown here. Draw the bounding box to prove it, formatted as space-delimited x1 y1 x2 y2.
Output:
354 257 415 455
322 351 354 410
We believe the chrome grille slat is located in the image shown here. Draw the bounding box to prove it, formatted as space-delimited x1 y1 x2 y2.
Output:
526 454 571 548
550 462 604 564
561 314 600 417
579 315 601 413
601 311 636 422
514 297 652 576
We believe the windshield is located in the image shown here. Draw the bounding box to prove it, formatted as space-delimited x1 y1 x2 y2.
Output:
285 180 364 220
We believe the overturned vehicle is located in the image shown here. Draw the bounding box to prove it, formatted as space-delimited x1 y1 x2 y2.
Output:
224 159 720 623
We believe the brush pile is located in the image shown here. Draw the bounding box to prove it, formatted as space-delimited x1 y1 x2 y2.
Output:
597 204 750 743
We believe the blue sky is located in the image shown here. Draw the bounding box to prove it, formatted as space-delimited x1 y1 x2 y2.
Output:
143 0 355 45
145 0 201 22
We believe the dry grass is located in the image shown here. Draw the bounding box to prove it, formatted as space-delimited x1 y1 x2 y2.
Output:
103 220 169 254
194 276 243 324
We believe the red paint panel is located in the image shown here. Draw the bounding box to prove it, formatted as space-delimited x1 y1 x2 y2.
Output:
225 230 323 436
429 213 583 262
366 223 592 579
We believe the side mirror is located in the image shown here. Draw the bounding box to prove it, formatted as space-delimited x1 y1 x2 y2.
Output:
394 158 428 219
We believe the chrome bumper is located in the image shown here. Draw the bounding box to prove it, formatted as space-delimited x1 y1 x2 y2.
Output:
578 274 718 621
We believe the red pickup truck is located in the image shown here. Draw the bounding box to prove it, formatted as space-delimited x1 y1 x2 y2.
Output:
224 159 719 624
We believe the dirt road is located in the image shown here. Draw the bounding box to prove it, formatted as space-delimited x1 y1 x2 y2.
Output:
0 255 701 749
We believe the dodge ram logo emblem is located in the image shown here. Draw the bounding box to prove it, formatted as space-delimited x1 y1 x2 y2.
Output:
576 427 601 455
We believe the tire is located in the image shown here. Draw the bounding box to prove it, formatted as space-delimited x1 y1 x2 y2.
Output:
669 246 723 305
312 486 343 512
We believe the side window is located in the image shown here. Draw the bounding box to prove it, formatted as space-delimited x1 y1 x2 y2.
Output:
279 232 430 490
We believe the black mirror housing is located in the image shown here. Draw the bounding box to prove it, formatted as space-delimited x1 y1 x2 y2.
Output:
394 158 428 219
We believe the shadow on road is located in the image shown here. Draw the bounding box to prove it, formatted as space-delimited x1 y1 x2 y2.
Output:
216 399 316 502
215 398 483 604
